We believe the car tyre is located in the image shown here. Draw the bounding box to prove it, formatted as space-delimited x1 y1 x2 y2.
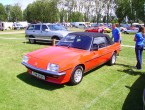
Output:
108 52 116 66
124 31 128 34
29 36 36 44
69 66 84 85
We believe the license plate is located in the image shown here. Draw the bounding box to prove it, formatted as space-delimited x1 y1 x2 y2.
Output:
32 71 45 80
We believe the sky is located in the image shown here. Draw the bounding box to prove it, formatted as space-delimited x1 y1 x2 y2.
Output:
0 0 35 10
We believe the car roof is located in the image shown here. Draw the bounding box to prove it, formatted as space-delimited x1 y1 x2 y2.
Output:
69 32 114 44
69 32 107 38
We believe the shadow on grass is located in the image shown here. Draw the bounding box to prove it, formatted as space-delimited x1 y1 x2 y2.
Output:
17 72 65 91
22 41 53 46
116 63 145 110
116 63 143 76
122 74 145 110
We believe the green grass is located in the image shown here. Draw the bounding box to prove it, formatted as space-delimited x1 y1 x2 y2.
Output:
0 31 145 110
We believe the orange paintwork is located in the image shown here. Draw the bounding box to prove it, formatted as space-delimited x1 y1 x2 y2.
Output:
25 42 121 84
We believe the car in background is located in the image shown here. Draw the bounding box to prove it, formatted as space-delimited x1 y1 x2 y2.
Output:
85 27 104 33
25 23 71 44
123 26 139 34
118 27 127 32
13 23 25 30
22 32 121 85
104 27 112 33
91 23 98 27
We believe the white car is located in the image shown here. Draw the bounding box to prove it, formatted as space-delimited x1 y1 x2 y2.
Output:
25 23 71 44
123 28 138 34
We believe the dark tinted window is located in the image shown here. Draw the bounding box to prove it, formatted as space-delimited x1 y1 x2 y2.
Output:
42 25 48 31
34 25 40 30
57 34 92 50
27 25 34 30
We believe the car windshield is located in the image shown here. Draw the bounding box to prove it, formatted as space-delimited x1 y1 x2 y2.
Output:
56 34 92 50
48 24 67 31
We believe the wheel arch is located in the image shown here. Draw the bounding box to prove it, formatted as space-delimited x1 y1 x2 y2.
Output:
51 35 60 40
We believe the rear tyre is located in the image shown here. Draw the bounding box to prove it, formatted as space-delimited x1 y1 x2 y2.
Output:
124 31 128 34
51 36 60 41
69 66 84 85
108 52 116 66
51 36 60 44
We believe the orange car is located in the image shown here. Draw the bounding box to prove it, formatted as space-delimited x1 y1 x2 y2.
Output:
22 32 121 85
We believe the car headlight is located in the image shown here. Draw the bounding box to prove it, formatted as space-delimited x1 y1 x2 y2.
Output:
22 56 29 63
47 63 59 72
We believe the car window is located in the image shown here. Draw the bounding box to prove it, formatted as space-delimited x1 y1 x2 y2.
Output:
42 25 48 31
27 25 34 30
93 37 106 49
57 34 92 50
48 25 67 31
34 25 41 30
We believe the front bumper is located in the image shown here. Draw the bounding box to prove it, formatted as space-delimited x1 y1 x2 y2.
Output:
22 62 66 76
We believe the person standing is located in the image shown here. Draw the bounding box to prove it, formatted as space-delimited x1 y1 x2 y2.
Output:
112 24 121 43
134 26 145 70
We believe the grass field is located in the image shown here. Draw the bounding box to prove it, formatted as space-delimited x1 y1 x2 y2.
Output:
0 30 145 110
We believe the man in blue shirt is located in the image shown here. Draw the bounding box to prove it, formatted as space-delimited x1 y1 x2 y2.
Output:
112 24 121 43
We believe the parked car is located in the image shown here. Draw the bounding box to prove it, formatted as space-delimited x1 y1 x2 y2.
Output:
143 89 145 110
123 27 139 34
91 23 98 27
85 27 104 33
74 22 87 28
22 32 121 85
118 27 127 32
104 27 112 33
25 23 71 44
13 23 25 30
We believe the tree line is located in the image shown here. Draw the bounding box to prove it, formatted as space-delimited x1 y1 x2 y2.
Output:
0 0 144 24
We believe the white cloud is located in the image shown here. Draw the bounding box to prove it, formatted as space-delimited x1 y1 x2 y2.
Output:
16 0 35 10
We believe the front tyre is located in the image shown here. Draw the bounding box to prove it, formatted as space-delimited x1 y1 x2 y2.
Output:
108 52 116 66
29 36 36 44
70 66 83 85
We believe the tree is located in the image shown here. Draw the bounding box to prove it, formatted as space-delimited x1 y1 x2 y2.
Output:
115 0 144 24
24 0 59 23
0 3 7 21
10 4 23 22
68 11 84 22
5 5 12 21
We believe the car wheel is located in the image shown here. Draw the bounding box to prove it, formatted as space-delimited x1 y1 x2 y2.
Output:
70 66 84 85
124 31 128 34
29 36 36 44
52 36 60 40
108 52 116 66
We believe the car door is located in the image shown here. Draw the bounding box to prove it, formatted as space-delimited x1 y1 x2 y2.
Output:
88 37 111 69
40 25 51 39
33 25 41 39
25 24 34 35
